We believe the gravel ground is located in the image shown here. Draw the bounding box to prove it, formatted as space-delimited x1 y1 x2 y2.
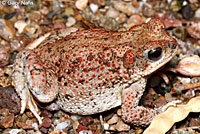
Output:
0 0 200 133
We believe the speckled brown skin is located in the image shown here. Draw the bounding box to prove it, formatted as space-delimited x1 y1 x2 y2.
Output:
12 18 178 125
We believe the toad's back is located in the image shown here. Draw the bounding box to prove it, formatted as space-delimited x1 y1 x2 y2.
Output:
33 28 145 114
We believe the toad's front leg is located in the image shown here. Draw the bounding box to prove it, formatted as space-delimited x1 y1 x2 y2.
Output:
12 50 59 124
121 78 161 126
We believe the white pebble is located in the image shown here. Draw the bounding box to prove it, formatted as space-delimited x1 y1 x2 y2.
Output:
104 123 109 130
177 77 191 85
32 122 39 130
8 129 22 134
89 3 98 13
106 8 120 18
195 8 200 18
14 20 27 33
66 17 76 27
56 122 69 130
79 130 91 134
70 114 81 121
76 0 88 10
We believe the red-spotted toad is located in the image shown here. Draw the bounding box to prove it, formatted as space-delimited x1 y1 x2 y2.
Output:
12 19 178 125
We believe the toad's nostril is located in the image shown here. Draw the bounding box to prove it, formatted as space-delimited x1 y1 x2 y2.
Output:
168 43 176 49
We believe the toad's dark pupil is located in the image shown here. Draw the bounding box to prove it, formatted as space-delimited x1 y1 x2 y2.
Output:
148 47 162 61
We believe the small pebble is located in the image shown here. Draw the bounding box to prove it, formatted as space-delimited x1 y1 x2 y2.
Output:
66 17 76 27
76 0 88 10
32 122 39 130
169 0 181 12
21 114 28 123
40 110 53 118
115 120 130 132
89 3 98 13
64 7 74 16
54 111 65 118
194 8 200 18
44 102 60 111
106 8 120 18
42 117 52 128
135 128 144 134
172 26 187 40
79 130 91 134
56 122 69 130
0 46 10 67
25 119 34 127
25 111 34 118
27 130 34 134
28 11 41 22
165 93 175 102
0 19 15 41
10 35 32 52
177 77 191 85
0 114 14 128
0 87 21 114
4 12 17 20
103 123 109 130
8 129 22 134
185 89 195 98
52 118 60 126
40 7 49 15
117 109 122 116
77 124 88 133
71 114 81 121
190 118 200 127
39 127 48 134
14 20 27 33
16 121 34 129
25 23 40 37
109 125 116 131
107 114 118 125
105 131 111 134
186 22 200 39
117 13 127 24
127 15 140 26
78 116 94 126
181 4 194 20
92 0 105 6
0 108 9 117
112 1 136 16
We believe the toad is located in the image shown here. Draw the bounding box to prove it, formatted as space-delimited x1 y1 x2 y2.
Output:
12 18 178 125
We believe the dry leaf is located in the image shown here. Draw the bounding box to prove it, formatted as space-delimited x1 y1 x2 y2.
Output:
176 56 200 77
144 96 200 134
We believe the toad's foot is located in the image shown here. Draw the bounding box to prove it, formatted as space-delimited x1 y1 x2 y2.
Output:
12 50 58 124
121 78 160 125
27 90 42 124
121 78 182 126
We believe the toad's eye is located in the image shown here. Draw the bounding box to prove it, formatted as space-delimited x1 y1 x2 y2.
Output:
144 46 163 61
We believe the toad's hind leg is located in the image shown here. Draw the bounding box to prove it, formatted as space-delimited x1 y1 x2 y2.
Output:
12 50 58 124
121 78 161 126
24 51 59 103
